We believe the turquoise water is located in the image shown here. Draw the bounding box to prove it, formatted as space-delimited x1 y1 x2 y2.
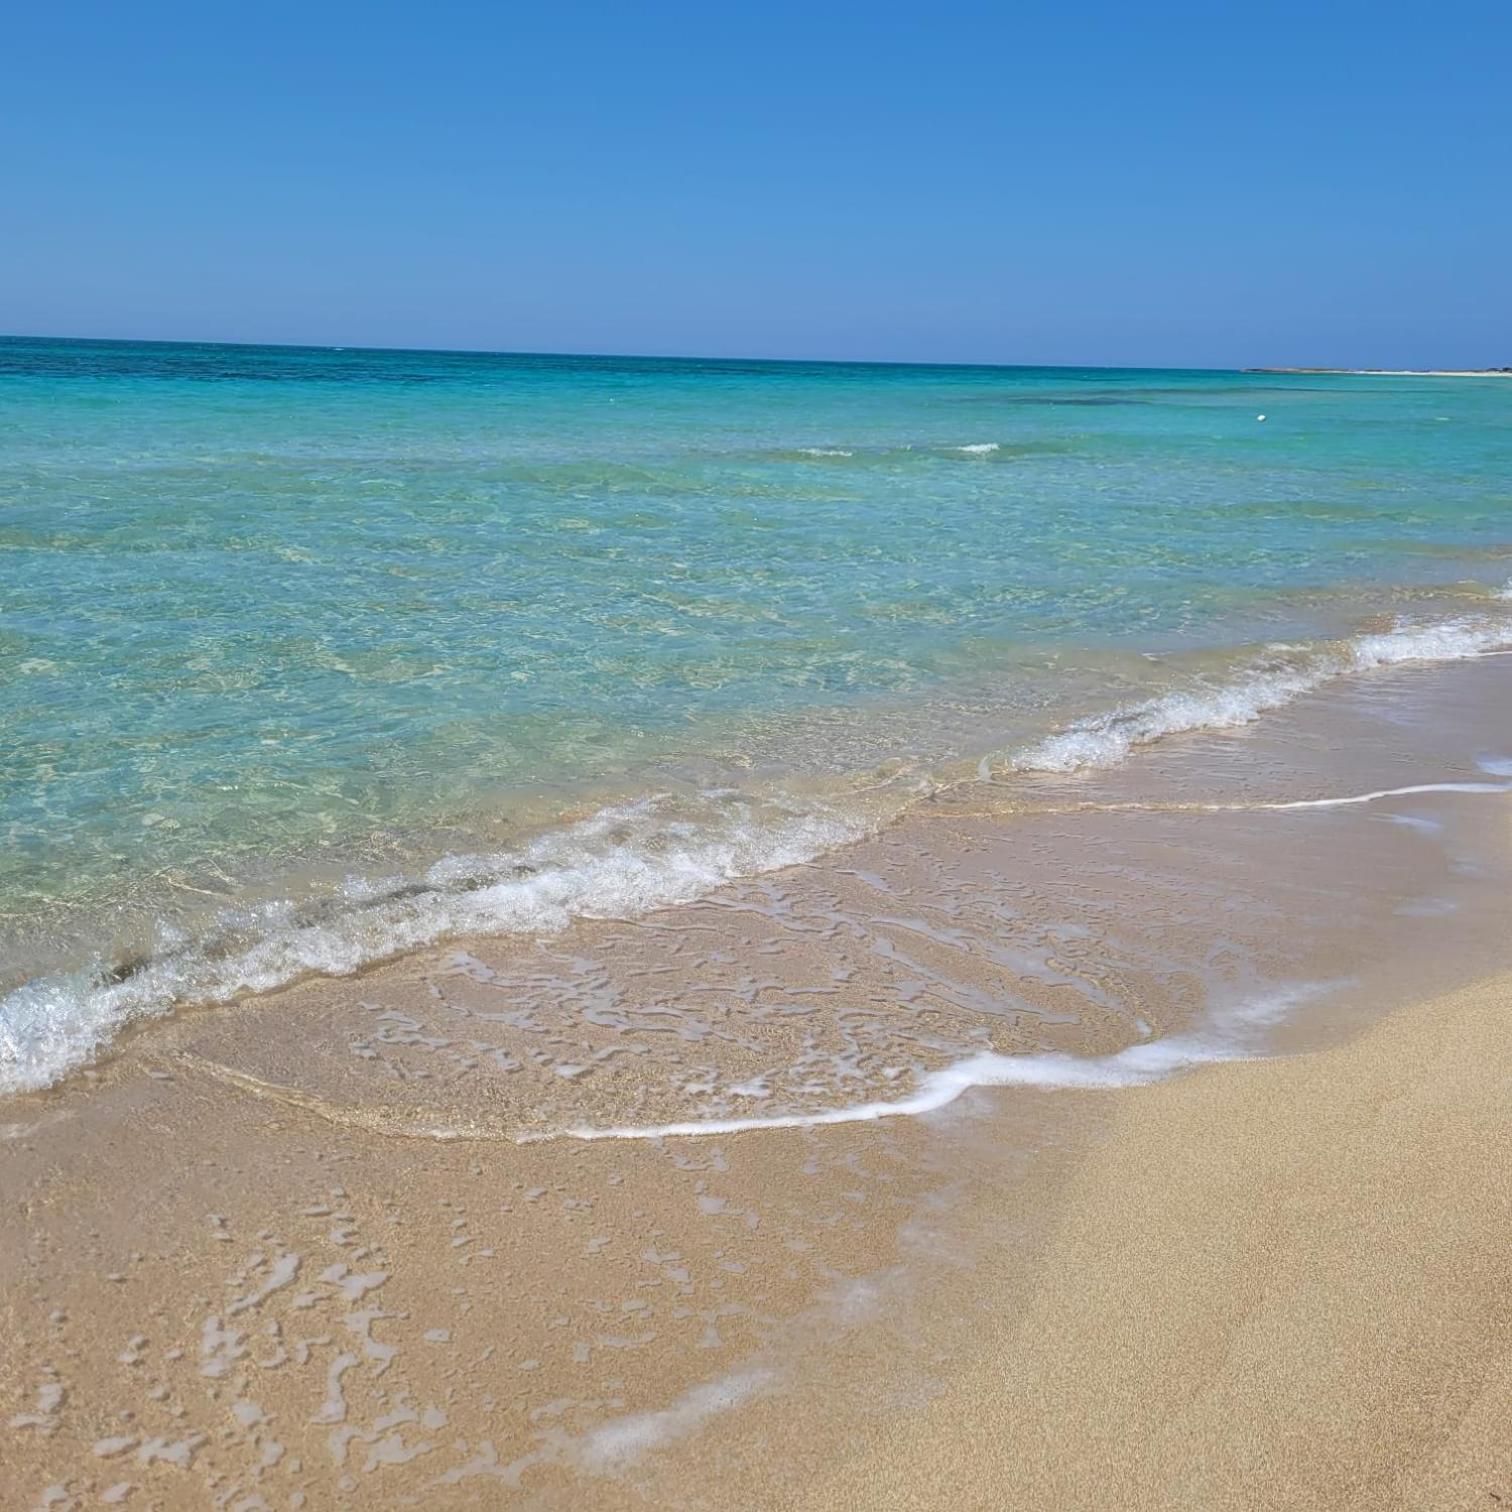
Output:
3 336 1510 1090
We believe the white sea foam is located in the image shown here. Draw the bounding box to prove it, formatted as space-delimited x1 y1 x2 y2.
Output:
0 795 863 1098
1010 665 1318 773
1250 780 1512 811
951 442 1000 454
1011 614 1512 774
538 982 1329 1142
1348 618 1512 668
797 447 853 457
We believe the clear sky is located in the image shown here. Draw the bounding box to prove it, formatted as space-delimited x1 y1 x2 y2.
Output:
3 1 1508 367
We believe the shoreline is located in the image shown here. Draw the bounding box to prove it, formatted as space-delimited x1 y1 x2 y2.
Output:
805 965 1512 1510
8 589 1512 1104
3 654 1512 1507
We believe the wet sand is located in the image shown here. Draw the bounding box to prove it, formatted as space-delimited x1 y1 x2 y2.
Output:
807 967 1512 1512
4 655 1512 1508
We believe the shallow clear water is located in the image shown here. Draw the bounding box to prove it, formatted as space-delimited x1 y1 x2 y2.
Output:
2 336 1510 1089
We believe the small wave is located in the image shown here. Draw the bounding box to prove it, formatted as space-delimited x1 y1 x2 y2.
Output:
1253 779 1512 811
796 447 854 457
950 442 1000 455
533 982 1329 1141
1009 613 1512 774
1034 779 1512 818
0 793 864 1098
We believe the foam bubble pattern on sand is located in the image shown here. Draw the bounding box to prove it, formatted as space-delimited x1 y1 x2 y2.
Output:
539 982 1332 1141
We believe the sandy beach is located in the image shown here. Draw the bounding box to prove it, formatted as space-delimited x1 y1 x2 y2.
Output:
8 916 1509 1509
807 968 1512 1511
5 653 1512 1508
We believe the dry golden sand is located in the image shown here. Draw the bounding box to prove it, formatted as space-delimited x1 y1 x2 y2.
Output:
806 970 1512 1512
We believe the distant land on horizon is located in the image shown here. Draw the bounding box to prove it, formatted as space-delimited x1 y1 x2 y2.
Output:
1247 365 1512 378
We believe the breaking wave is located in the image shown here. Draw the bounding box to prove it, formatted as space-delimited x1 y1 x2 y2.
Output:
0 793 864 1098
1008 613 1512 774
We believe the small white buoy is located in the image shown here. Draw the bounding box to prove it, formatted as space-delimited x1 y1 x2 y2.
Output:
1257 414 1267 422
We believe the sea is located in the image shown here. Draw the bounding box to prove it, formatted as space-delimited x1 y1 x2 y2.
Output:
3 334 1510 1098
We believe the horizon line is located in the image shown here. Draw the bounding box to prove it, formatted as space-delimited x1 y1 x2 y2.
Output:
0 329 1261 376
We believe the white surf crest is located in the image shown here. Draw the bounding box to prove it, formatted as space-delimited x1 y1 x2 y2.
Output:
1010 613 1512 775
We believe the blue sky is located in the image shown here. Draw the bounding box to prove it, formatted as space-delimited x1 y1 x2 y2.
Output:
3 1 1508 366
